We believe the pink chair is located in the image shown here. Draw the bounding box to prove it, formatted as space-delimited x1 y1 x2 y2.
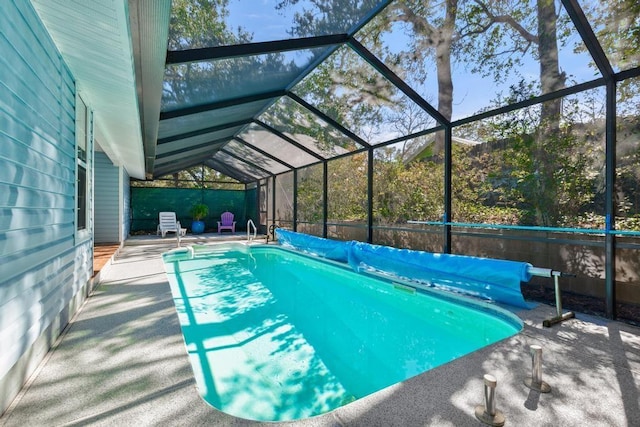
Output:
217 211 236 234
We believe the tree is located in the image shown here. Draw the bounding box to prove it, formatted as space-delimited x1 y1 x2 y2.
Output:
389 0 457 154
131 165 243 189
296 164 324 223
276 0 382 37
373 158 445 224
279 0 571 225
166 0 313 110
580 0 640 76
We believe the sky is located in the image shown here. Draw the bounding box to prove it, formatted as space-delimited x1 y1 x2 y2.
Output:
221 0 605 121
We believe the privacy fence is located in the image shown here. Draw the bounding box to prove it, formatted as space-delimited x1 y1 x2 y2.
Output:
130 187 258 233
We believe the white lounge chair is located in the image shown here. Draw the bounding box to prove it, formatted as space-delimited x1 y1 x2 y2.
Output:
157 212 186 237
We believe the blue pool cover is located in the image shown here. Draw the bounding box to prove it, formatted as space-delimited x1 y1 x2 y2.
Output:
275 229 533 308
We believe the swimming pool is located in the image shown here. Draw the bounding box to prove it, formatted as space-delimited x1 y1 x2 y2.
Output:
162 243 522 422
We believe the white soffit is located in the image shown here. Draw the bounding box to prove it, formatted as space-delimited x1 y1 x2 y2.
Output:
31 0 146 179
128 0 172 178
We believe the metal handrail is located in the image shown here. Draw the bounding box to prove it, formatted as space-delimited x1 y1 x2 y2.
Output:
247 219 257 242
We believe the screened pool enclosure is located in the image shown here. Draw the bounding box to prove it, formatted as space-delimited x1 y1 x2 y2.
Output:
143 0 640 321
123 0 640 321
10 0 640 421
3 0 640 422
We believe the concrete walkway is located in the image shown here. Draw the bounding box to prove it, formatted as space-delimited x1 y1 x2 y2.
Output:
1 242 639 426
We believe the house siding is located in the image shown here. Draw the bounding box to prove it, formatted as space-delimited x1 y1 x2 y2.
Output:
0 1 93 415
95 152 120 243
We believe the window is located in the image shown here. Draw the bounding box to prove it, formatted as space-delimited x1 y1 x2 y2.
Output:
77 165 86 230
76 94 91 237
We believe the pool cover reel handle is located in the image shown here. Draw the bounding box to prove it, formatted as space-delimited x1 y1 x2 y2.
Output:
543 273 576 327
527 266 577 327
527 267 577 278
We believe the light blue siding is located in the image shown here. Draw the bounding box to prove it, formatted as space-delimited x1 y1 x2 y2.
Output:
0 1 93 413
94 152 120 243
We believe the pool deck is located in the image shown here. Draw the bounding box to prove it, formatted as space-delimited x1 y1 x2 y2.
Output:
1 238 639 426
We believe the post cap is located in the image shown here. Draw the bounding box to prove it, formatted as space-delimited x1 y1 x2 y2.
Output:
483 374 497 387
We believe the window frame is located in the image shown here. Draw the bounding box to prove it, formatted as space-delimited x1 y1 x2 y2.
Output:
75 93 92 243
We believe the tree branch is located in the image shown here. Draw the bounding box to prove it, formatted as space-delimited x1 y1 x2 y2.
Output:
394 4 437 45
473 0 539 45
457 21 494 40
492 44 532 57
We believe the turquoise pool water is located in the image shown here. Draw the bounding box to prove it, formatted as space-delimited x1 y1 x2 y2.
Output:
162 243 522 422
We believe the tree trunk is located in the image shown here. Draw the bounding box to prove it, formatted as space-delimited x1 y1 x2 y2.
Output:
433 0 457 155
534 0 566 225
537 0 565 126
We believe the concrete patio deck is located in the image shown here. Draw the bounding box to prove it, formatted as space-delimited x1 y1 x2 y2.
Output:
1 238 639 426
126 230 267 245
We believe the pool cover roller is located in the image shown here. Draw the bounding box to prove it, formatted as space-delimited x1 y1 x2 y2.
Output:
275 229 534 308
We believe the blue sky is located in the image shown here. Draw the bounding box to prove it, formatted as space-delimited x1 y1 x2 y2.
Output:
222 0 605 122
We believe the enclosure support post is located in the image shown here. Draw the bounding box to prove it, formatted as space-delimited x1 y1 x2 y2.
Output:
272 175 277 235
443 126 452 254
367 148 374 244
604 78 617 319
293 169 298 232
323 161 328 238
256 180 262 233
565 0 617 319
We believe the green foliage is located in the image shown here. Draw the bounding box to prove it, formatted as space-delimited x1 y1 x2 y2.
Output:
131 165 243 190
165 0 640 234
169 0 238 50
616 215 640 231
189 203 209 220
293 45 394 144
166 0 310 111
373 160 444 224
296 164 324 223
451 81 607 227
581 0 640 72
327 154 368 221
276 0 382 38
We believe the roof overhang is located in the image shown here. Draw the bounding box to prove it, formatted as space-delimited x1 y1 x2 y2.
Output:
31 0 170 180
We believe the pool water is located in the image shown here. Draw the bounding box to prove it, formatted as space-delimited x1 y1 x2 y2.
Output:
162 243 522 422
